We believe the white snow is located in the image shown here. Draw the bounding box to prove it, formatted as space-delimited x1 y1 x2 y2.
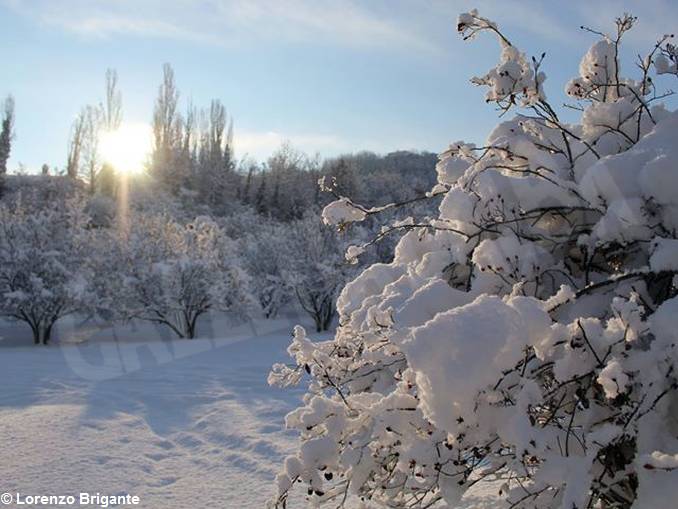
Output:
321 198 367 226
597 358 629 399
0 315 309 508
0 315 497 508
401 294 550 433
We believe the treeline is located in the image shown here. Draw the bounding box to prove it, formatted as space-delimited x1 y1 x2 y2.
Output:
0 176 350 343
58 64 438 219
144 64 437 220
0 151 434 345
3 64 437 221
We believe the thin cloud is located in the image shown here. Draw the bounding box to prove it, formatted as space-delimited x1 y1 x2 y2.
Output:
233 129 424 160
2 0 442 54
430 0 573 43
573 0 678 47
234 130 348 160
462 0 677 48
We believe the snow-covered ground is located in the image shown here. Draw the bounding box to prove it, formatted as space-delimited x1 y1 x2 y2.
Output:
0 314 500 508
0 313 310 508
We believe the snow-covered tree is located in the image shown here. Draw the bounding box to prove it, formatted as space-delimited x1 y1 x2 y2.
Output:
256 144 322 221
0 198 92 344
283 213 354 332
241 219 294 319
269 12 678 509
115 215 253 339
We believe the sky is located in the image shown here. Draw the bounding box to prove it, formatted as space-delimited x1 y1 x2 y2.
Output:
1 0 677 171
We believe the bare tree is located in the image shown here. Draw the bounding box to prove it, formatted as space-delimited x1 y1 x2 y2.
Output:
82 105 104 193
152 64 180 156
151 63 183 191
208 99 227 164
226 115 234 158
0 95 15 195
64 70 122 190
182 100 197 157
103 68 122 132
66 109 86 180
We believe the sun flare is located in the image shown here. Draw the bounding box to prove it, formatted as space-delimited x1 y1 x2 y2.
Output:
99 123 152 174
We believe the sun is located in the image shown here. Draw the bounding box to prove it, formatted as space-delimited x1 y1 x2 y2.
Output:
99 123 152 174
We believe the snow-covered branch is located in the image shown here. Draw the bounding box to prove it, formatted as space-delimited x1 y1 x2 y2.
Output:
270 11 678 509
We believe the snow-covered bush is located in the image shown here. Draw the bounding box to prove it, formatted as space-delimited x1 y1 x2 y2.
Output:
0 198 92 344
241 219 295 319
115 214 253 338
269 12 678 509
284 213 355 332
85 193 117 228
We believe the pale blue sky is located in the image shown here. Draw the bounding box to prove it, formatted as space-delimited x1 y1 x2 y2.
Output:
1 0 676 171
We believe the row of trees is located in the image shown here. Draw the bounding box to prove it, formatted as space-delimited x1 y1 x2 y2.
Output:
66 69 122 191
57 63 437 221
0 58 439 346
241 213 356 329
58 64 236 208
149 64 238 210
0 76 437 343
2 59 437 228
143 64 436 219
0 177 359 344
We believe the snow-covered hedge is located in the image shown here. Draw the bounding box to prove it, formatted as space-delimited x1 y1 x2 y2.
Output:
270 12 678 509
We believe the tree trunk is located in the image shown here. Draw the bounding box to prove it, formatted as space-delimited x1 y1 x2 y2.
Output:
322 302 334 332
31 325 40 345
171 326 188 339
43 322 53 345
186 321 196 339
184 310 205 339
30 323 53 345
